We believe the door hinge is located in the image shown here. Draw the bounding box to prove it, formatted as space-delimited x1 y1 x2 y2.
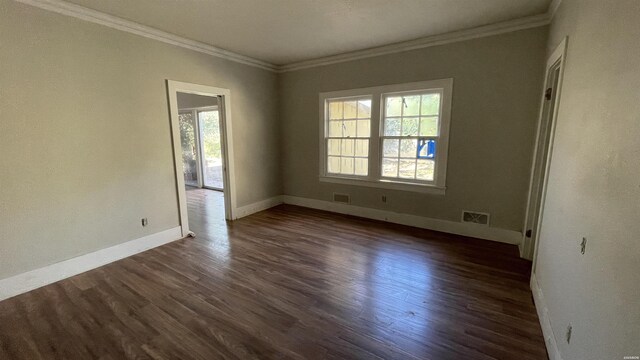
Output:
545 88 553 100
526 229 532 238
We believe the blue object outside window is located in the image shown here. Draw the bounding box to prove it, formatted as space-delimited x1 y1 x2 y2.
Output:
417 139 436 159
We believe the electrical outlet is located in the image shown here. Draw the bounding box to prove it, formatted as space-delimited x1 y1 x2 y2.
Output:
580 237 587 255
566 324 572 344
141 218 148 227
381 195 387 203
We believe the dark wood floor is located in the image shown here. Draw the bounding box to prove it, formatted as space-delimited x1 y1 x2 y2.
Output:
0 189 546 359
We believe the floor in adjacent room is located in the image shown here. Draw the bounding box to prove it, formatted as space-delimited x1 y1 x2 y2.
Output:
0 188 546 359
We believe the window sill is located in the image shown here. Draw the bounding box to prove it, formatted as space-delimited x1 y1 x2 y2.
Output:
319 176 446 195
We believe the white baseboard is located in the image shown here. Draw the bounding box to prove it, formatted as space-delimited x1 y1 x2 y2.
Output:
531 273 563 360
282 195 522 245
234 195 283 219
0 226 183 301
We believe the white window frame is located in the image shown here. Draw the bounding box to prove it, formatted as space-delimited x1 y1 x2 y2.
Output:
323 95 373 179
319 79 453 195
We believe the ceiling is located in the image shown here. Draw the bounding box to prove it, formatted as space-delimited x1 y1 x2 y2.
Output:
65 0 552 65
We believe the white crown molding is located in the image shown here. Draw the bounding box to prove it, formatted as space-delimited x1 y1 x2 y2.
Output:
548 0 563 20
15 0 555 74
277 13 551 73
14 0 278 72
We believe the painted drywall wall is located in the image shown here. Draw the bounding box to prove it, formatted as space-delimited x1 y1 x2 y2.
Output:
177 93 218 110
279 27 548 232
534 0 640 359
0 0 281 279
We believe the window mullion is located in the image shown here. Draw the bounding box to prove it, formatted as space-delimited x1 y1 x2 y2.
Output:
368 92 382 181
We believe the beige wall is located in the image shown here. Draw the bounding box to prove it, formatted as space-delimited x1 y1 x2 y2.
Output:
177 93 218 110
3 0 638 355
0 0 281 279
535 0 640 358
279 27 548 232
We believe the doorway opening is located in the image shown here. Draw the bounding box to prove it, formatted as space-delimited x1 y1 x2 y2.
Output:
177 93 224 191
167 81 236 237
523 38 568 263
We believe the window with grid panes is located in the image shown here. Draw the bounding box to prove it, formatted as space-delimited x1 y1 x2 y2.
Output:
325 98 372 177
381 91 441 182
320 79 452 194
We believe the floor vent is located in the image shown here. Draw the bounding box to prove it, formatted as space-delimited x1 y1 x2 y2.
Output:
462 211 490 226
332 193 351 204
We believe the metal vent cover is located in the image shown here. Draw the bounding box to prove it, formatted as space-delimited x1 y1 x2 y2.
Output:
332 193 351 204
462 211 490 226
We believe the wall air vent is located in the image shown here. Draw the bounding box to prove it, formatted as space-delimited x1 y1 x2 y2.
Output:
332 193 351 204
462 211 490 226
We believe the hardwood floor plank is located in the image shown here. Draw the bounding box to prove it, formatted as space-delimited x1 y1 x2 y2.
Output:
0 189 546 359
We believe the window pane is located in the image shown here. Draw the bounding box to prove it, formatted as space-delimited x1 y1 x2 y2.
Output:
416 159 435 181
343 101 358 119
355 158 368 176
403 95 421 116
341 139 354 156
357 100 371 118
383 139 399 157
400 139 417 158
341 157 354 174
421 94 440 116
329 102 343 119
328 156 341 173
355 139 369 157
327 139 340 156
198 110 224 189
356 120 370 138
399 159 416 179
386 96 402 117
179 112 198 187
382 158 399 177
420 117 438 136
384 118 401 136
401 117 419 136
325 96 372 178
343 120 357 137
329 120 342 137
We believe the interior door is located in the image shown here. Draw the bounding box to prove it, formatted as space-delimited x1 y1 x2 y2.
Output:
198 108 224 190
524 61 562 258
